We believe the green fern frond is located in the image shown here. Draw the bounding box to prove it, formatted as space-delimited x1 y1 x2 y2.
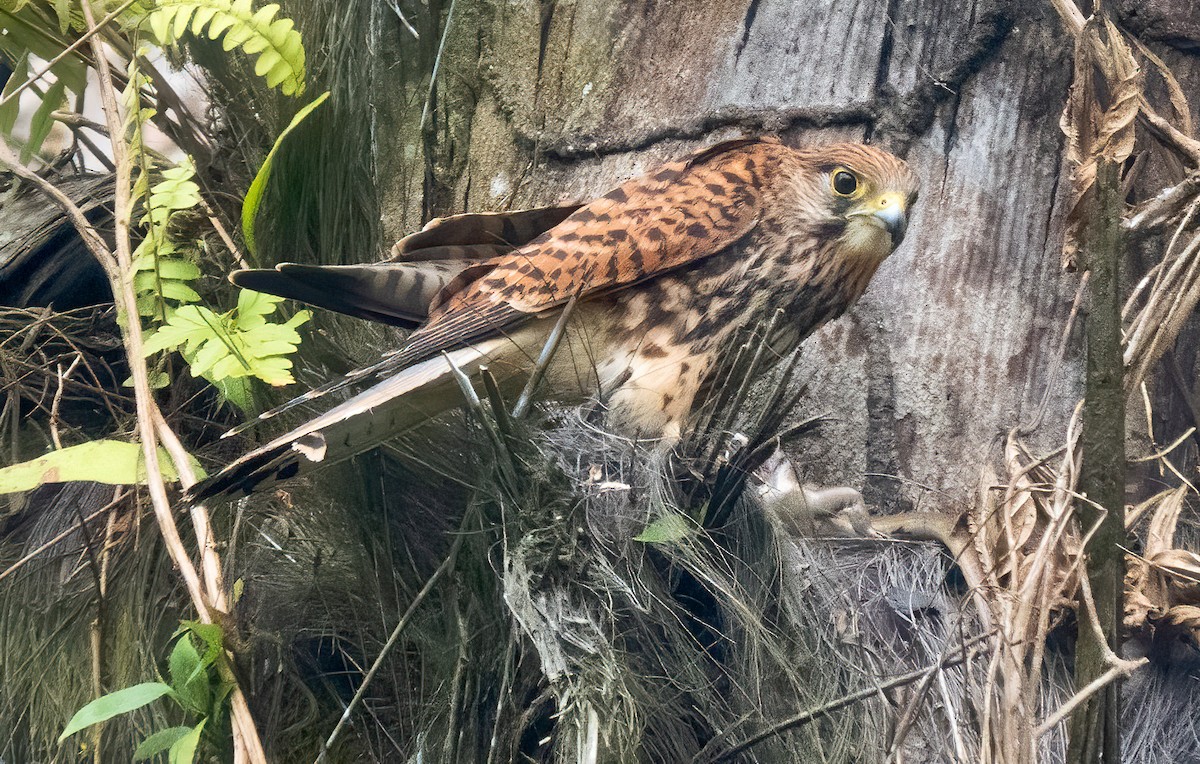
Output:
146 0 306 95
144 162 202 225
131 157 204 319
142 292 311 390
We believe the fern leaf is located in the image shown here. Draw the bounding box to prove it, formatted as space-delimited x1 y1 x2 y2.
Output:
144 295 310 388
148 0 306 95
170 4 195 39
190 5 218 35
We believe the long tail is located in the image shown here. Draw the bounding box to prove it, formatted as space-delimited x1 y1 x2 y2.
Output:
187 338 511 502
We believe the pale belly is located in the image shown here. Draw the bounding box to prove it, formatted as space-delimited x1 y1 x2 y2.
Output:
481 240 856 442
532 279 753 442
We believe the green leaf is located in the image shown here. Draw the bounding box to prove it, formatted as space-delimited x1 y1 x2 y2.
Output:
236 289 283 322
149 5 172 43
241 90 329 255
191 5 219 35
170 4 195 39
206 9 236 39
168 720 205 764
178 620 225 667
133 240 182 267
138 293 165 317
0 440 192 494
158 280 202 304
133 727 194 762
151 259 203 282
22 78 66 162
168 636 211 716
189 336 232 378
58 683 174 743
143 305 225 357
0 53 30 136
633 513 695 544
132 272 203 303
213 375 255 412
53 0 71 34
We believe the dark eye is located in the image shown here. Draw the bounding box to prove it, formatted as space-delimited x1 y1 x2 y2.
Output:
832 170 858 196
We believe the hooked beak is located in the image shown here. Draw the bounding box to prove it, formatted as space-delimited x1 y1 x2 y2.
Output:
849 194 909 247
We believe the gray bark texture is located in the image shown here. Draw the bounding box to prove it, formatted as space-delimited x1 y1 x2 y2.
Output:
372 0 1149 515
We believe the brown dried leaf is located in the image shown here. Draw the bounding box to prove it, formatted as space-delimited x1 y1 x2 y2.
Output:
971 465 1001 582
1128 34 1193 137
1156 603 1200 630
1059 24 1097 270
1058 15 1144 269
1002 438 1040 553
1124 554 1163 631
1149 549 1200 590
1144 485 1188 557
1126 486 1181 533
1092 17 1143 164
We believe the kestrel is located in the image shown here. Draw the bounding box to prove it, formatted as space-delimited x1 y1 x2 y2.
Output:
191 137 918 500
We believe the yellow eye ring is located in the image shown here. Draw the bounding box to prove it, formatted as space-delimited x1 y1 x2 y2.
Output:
831 169 860 197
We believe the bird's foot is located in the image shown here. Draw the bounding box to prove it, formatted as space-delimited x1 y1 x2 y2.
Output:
752 448 879 538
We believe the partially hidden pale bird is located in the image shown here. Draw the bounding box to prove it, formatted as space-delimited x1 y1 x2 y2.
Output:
190 137 918 501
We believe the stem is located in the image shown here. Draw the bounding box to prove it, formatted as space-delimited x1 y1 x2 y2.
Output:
22 3 269 760
1066 159 1126 764
513 295 578 418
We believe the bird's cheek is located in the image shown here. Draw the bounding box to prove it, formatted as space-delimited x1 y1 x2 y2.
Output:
841 219 895 262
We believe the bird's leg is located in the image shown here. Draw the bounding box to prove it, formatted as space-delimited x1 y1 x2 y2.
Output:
753 448 878 538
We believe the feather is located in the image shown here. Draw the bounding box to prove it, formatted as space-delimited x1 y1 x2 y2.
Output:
226 140 780 433
400 138 784 368
230 260 472 328
188 337 516 500
392 204 583 260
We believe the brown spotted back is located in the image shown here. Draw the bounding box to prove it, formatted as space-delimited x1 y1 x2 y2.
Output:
399 138 798 365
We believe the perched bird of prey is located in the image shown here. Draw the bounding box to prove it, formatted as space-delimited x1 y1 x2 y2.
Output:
190 137 918 500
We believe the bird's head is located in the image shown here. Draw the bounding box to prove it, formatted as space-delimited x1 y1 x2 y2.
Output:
792 143 920 263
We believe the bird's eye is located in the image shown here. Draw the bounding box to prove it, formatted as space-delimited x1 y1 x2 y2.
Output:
832 170 859 197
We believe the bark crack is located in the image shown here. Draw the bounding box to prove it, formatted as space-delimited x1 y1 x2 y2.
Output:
871 0 900 98
734 0 763 60
874 0 1015 152
515 104 879 162
536 0 557 81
